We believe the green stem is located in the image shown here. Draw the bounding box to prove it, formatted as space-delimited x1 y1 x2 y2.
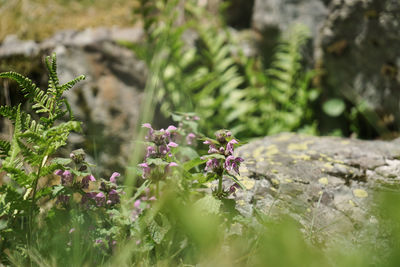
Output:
217 175 223 195
28 156 45 247
156 182 160 198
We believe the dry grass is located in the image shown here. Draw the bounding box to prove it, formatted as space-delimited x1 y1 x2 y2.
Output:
0 0 138 42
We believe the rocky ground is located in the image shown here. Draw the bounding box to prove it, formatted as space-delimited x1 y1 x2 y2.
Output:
230 133 400 246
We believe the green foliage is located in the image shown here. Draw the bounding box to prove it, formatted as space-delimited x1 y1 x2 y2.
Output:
0 53 84 261
130 1 318 139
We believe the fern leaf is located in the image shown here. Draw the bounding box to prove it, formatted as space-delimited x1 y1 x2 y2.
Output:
0 140 11 158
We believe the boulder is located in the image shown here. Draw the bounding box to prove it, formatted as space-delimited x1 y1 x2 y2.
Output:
251 0 400 134
0 27 147 176
232 133 400 244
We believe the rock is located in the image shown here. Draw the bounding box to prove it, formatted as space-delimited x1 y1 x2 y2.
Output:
317 0 400 130
252 0 329 39
233 133 400 244
251 0 400 134
0 27 147 176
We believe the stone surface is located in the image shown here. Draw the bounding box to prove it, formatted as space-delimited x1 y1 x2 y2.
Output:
251 0 400 133
252 0 330 38
231 133 400 244
317 0 400 129
0 27 147 176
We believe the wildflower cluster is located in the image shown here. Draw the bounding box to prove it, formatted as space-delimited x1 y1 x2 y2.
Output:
53 150 124 208
139 123 179 181
202 130 244 198
172 112 200 146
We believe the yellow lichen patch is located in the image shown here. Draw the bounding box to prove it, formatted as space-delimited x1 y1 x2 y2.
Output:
257 157 265 162
290 154 311 161
341 140 350 145
274 134 292 142
323 163 334 170
271 178 280 185
252 146 265 159
320 153 328 158
308 150 317 155
307 208 311 213
270 187 277 192
238 200 246 206
318 177 329 185
353 189 368 198
349 200 357 207
288 143 308 151
292 160 297 164
205 182 216 189
240 178 255 190
243 152 250 158
265 145 279 157
326 157 334 162
284 178 293 183
271 169 279 174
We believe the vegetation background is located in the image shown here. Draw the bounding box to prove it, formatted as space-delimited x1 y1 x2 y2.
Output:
0 0 399 266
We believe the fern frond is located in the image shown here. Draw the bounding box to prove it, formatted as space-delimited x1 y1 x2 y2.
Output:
45 53 60 94
0 139 11 158
58 75 85 95
0 72 45 103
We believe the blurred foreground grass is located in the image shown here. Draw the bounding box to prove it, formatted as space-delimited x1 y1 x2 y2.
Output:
0 0 137 41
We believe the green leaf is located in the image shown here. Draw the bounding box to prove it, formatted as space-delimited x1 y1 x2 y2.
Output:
323 98 346 117
194 195 221 215
183 157 207 171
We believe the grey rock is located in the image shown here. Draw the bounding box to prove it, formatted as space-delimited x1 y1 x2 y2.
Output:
0 27 147 176
232 133 400 243
252 0 329 38
251 0 400 131
317 0 400 128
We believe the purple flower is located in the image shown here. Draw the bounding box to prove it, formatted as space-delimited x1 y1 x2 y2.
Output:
203 140 212 145
186 133 196 145
108 189 120 205
95 192 106 206
61 170 73 185
165 162 178 174
205 158 220 172
167 141 178 148
146 146 156 158
69 228 75 234
95 239 103 244
134 199 141 209
226 139 238 155
159 145 170 155
142 123 154 140
168 162 178 167
166 125 177 132
110 172 120 183
193 116 200 121
139 163 151 179
208 144 219 154
229 183 240 194
54 169 63 176
81 174 96 189
224 156 244 174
